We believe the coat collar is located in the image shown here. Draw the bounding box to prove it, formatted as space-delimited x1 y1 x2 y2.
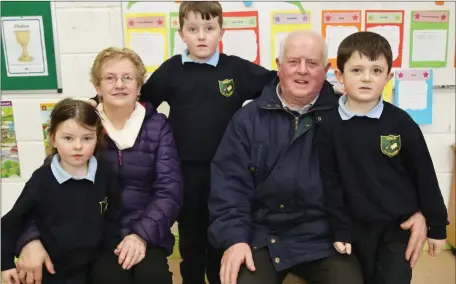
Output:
257 76 339 112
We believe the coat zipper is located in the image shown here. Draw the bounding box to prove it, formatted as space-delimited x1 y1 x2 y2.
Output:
117 150 123 166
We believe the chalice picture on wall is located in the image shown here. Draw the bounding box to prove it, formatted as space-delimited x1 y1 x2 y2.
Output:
14 30 33 62
1 15 48 77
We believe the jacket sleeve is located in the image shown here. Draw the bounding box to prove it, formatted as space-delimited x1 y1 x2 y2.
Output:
103 169 123 251
2 172 40 270
316 122 352 243
130 116 183 245
400 114 449 239
238 58 277 101
139 64 169 108
208 113 254 250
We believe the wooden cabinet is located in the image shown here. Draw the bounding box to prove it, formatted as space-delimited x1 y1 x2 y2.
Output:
447 144 456 250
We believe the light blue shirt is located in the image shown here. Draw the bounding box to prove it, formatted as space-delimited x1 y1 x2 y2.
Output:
181 48 220 67
50 154 97 184
338 95 384 120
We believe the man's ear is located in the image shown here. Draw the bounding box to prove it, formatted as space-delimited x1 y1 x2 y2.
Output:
334 69 344 85
324 62 331 72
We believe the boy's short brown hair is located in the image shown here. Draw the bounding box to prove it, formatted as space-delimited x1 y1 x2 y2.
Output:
179 1 223 29
337 31 393 73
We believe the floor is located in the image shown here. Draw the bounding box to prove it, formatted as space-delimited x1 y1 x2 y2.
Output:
168 250 456 284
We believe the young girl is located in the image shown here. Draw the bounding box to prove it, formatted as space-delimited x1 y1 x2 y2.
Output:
1 98 121 284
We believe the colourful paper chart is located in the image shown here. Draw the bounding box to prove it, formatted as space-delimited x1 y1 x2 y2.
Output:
125 13 169 73
394 69 433 125
365 10 405 68
220 11 260 64
271 10 312 70
409 10 450 68
321 10 361 69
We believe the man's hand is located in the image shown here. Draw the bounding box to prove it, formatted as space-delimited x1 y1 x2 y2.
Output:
400 212 427 268
2 269 20 284
88 99 98 107
16 240 55 284
333 241 352 255
427 238 446 257
114 234 146 270
220 243 255 284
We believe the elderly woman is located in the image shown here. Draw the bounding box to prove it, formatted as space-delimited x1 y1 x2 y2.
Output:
13 47 183 284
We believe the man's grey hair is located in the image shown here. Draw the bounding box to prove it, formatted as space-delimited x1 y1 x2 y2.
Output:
278 30 328 65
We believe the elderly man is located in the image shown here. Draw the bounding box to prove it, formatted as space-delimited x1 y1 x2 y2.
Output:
208 30 428 284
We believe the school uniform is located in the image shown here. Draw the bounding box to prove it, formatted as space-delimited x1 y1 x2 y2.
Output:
140 50 277 284
1 155 121 284
317 95 449 284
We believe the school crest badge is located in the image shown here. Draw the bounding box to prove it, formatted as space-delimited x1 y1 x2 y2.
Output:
218 79 234 97
99 196 108 216
380 135 401 157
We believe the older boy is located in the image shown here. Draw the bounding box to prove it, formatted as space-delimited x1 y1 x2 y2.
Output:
317 31 448 284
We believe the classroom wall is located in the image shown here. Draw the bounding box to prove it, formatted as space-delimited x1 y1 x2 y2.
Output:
1 1 455 226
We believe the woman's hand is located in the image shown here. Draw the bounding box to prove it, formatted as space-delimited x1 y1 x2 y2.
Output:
16 240 55 284
114 234 146 270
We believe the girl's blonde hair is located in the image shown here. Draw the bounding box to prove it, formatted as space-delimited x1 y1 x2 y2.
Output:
46 98 103 158
90 47 147 87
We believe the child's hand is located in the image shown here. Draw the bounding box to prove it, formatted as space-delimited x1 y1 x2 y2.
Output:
333 241 352 255
2 269 20 284
427 238 446 257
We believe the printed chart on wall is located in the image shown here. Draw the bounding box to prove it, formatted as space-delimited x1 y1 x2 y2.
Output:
1 101 20 178
1 16 48 77
221 11 260 64
169 12 186 56
40 102 55 154
365 10 404 68
394 69 433 125
271 10 312 70
409 10 449 68
322 10 361 68
125 13 168 72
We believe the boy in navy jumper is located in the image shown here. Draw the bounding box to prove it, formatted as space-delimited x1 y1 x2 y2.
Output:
317 31 448 284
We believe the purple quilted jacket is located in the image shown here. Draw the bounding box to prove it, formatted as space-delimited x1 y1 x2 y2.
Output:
17 102 183 255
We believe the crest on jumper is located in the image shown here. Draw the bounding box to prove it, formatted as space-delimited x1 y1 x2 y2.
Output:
380 135 401 157
99 196 108 216
218 79 235 97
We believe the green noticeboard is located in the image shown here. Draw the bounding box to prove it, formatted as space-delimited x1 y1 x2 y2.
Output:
1 1 61 92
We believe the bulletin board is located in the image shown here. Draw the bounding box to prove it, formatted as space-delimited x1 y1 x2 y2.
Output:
0 1 61 93
121 1 455 87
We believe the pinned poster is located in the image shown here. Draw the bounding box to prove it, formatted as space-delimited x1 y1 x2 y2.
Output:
271 10 312 70
382 78 394 103
394 69 433 125
409 10 449 68
322 10 361 68
125 13 168 72
169 12 186 56
40 102 56 154
1 101 20 178
220 11 260 64
365 10 405 68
